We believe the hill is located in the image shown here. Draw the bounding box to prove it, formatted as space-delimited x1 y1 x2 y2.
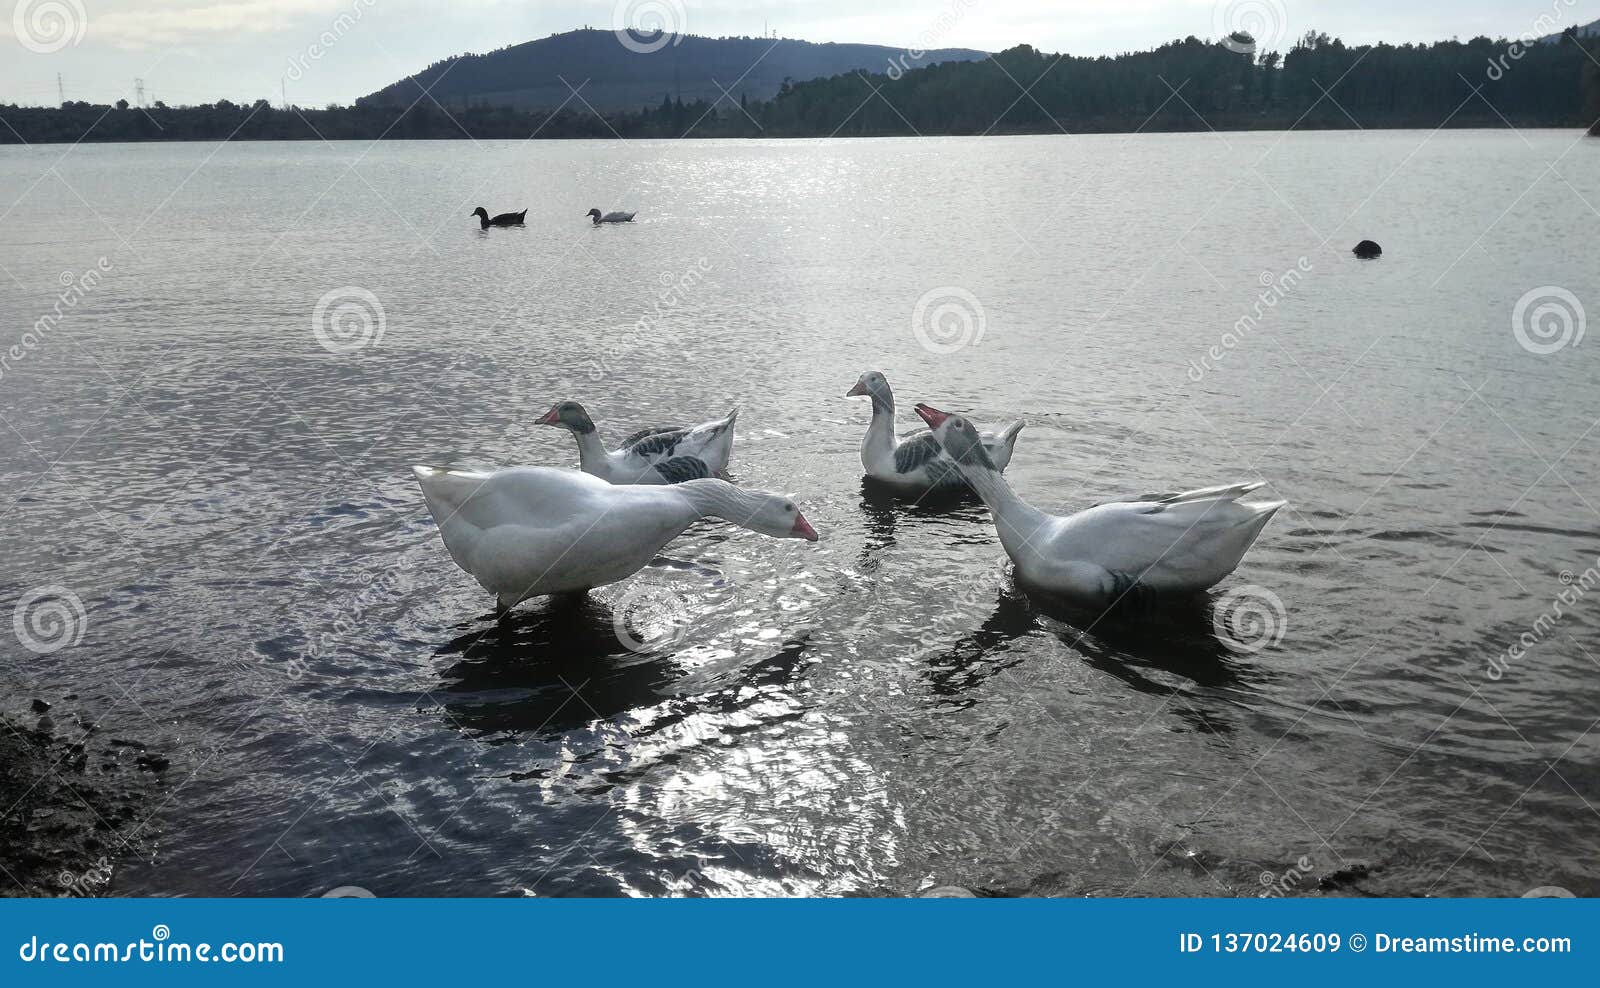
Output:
1541 18 1600 42
358 28 989 113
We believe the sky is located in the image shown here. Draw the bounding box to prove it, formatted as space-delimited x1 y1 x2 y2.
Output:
2 0 1597 108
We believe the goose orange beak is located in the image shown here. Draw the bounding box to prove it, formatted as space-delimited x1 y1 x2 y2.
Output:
914 403 949 428
534 407 560 426
844 381 868 397
791 512 819 542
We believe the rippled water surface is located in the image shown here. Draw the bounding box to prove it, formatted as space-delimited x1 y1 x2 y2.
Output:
2 132 1598 896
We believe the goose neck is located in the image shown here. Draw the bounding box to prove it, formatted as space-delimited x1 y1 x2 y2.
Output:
959 459 1049 553
571 428 609 472
672 479 760 525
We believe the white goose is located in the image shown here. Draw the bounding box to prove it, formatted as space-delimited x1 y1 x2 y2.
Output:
915 404 1284 602
587 208 636 225
845 370 1024 493
413 465 817 613
537 401 738 484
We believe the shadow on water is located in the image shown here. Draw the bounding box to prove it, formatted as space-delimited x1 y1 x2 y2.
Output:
859 475 982 511
919 579 1269 734
432 594 682 739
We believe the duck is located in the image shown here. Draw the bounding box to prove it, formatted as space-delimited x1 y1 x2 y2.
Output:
473 207 527 229
845 370 1023 494
587 208 636 225
536 400 738 484
413 465 818 613
914 403 1284 602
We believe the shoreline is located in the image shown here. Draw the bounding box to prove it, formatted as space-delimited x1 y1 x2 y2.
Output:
0 117 1589 147
0 703 162 898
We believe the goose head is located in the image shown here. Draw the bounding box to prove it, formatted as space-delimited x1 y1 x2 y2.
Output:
472 207 489 220
535 400 597 435
745 490 819 542
844 370 891 402
586 208 603 222
915 404 996 470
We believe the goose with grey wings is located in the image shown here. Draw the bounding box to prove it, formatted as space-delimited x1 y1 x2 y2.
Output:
412 465 817 614
588 208 636 224
914 404 1283 602
845 370 1024 494
537 400 738 484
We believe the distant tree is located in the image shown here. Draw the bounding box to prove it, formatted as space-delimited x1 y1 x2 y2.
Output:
115 99 128 110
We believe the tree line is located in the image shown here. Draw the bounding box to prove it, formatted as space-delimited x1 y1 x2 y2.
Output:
3 29 1598 144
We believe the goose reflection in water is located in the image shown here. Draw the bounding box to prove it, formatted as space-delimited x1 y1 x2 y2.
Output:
915 578 1273 735
432 595 683 738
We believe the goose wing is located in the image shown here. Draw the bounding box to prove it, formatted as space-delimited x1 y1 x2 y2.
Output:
1093 481 1266 509
649 456 715 484
1059 486 1283 592
892 431 943 474
619 426 691 456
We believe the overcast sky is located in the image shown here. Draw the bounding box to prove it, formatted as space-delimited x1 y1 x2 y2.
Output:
3 0 1595 108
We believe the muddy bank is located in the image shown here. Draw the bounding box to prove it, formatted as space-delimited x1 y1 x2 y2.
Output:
0 699 165 897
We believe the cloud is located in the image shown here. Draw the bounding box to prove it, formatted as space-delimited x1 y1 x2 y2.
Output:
68 0 346 49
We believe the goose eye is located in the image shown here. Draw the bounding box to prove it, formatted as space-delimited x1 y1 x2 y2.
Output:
783 502 794 512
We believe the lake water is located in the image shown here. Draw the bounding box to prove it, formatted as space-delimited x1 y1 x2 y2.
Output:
1 131 1597 897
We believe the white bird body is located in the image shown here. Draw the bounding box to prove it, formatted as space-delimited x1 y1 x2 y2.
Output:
916 406 1284 601
846 371 1023 493
412 465 815 611
538 402 738 485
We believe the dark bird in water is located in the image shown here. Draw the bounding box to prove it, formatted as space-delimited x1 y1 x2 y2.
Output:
1353 239 1382 258
473 207 527 229
587 208 637 225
